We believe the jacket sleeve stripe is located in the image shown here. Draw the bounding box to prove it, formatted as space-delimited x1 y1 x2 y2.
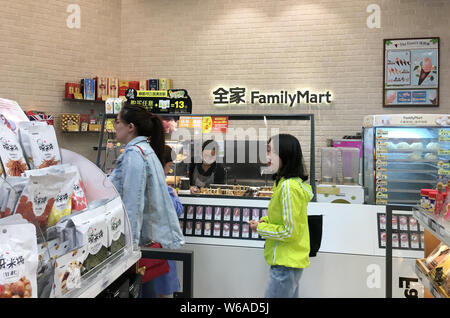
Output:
299 182 314 200
257 180 293 240
283 180 293 237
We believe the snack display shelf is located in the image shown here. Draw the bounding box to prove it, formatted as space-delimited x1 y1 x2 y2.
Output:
64 98 105 104
415 258 449 299
60 249 141 298
412 206 450 246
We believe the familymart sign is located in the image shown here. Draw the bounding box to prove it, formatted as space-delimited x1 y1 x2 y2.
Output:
212 87 333 107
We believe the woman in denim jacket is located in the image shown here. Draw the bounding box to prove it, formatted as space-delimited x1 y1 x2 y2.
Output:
109 105 184 298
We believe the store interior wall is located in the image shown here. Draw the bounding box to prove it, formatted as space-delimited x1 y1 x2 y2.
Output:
0 0 122 161
0 0 449 178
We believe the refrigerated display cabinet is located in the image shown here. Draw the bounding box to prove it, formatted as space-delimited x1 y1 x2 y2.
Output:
363 114 450 205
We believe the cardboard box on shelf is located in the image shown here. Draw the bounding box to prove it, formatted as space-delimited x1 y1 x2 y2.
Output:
80 114 89 132
89 124 101 132
129 81 140 91
118 80 129 97
61 114 80 132
81 79 96 100
95 77 109 101
147 79 159 91
159 78 172 90
65 83 81 99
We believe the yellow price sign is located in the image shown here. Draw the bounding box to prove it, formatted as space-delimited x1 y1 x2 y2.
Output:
137 90 168 98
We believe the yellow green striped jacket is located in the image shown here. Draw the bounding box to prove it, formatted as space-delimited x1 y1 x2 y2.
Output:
257 177 313 268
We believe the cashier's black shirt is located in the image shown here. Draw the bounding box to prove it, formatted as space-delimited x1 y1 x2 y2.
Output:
188 162 225 187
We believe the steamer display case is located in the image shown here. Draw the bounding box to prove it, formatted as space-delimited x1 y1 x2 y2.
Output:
363 114 450 205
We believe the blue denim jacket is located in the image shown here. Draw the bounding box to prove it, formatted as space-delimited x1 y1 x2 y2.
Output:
109 136 184 249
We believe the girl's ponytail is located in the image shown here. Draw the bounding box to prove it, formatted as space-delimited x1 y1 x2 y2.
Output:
148 115 165 165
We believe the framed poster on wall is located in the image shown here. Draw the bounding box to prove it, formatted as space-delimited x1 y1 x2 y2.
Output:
383 38 439 107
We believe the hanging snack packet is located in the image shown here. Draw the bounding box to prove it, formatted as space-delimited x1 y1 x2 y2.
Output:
105 197 126 256
0 223 38 298
47 172 77 227
19 123 60 169
69 206 108 275
0 177 28 219
63 165 87 212
37 239 70 298
14 173 74 233
0 179 11 218
17 121 48 168
22 168 77 227
0 125 28 177
23 164 88 212
52 246 87 297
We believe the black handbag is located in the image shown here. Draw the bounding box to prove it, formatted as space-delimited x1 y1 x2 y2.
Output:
308 215 323 257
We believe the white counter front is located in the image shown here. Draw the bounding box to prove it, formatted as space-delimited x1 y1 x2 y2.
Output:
177 198 425 298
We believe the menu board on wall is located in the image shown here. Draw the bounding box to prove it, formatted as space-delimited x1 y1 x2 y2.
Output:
384 38 439 107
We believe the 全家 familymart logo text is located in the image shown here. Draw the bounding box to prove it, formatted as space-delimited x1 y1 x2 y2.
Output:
212 87 333 107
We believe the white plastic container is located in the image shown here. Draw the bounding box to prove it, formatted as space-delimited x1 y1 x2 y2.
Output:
340 147 360 185
320 147 338 184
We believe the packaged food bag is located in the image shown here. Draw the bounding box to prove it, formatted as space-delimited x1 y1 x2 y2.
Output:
63 165 87 212
425 243 450 270
23 164 88 212
21 168 77 227
52 246 87 297
14 173 75 233
0 177 28 219
37 238 70 298
47 172 77 227
0 223 38 298
17 121 48 167
0 179 11 218
0 125 28 177
105 197 126 256
430 254 450 293
18 123 60 169
69 206 108 275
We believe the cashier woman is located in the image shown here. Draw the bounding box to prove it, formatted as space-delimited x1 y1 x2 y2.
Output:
189 140 225 193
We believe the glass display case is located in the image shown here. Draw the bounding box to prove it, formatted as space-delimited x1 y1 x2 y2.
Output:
96 113 316 199
363 114 450 205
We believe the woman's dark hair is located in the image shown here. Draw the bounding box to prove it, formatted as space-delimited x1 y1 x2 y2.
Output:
163 144 176 166
120 105 165 164
268 134 308 185
202 139 219 152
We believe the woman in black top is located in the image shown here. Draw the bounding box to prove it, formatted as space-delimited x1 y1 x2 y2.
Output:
189 140 225 193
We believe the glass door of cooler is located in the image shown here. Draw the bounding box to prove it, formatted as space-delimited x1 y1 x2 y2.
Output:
373 127 450 205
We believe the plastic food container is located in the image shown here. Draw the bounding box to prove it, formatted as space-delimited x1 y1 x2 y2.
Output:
428 190 438 213
420 189 432 209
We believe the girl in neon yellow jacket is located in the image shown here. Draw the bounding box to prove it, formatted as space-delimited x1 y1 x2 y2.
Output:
250 134 313 298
